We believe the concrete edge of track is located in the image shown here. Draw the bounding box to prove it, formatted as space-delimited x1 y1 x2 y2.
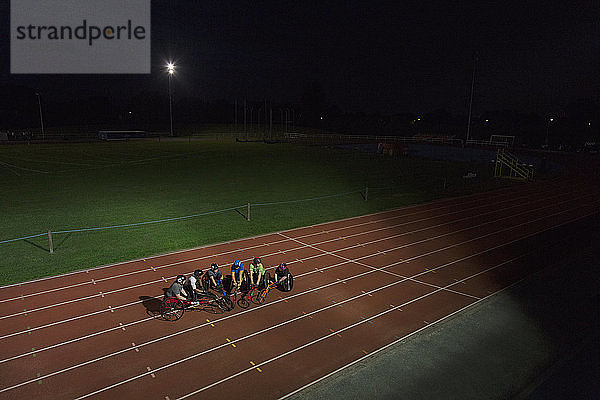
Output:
285 214 600 400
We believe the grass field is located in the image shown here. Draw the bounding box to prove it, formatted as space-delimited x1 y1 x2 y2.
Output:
0 138 515 285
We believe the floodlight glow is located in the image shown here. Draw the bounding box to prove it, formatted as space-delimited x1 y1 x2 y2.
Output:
166 62 175 74
549 118 554 122
165 61 175 136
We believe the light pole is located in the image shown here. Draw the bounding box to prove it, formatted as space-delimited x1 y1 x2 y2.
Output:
545 118 553 147
281 108 290 134
35 92 45 140
466 55 477 145
249 106 254 136
166 62 175 137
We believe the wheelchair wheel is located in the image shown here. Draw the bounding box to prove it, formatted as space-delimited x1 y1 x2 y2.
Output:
223 295 235 311
237 295 250 309
161 297 185 321
198 291 217 302
277 274 294 292
230 290 236 308
240 270 250 292
215 295 233 311
253 292 266 305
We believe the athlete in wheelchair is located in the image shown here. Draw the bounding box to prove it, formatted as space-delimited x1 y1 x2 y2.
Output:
165 275 198 306
202 263 224 292
247 257 265 288
184 269 212 302
271 262 294 292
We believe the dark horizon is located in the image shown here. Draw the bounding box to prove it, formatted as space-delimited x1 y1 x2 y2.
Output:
1 1 599 121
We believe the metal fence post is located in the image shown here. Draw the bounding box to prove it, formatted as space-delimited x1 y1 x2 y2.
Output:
247 203 250 221
48 230 54 254
364 185 368 201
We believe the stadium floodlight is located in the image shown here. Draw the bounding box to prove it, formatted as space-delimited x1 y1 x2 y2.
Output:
166 62 175 136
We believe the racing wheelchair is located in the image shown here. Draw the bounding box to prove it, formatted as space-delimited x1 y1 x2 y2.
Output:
160 290 231 321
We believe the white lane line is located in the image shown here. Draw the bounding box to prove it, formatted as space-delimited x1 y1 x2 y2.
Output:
0 195 594 346
0 277 173 321
5 179 574 308
0 181 556 293
174 253 540 400
0 188 576 328
0 226 544 364
279 233 481 300
74 253 527 400
277 266 543 400
1 207 594 391
296 197 597 276
0 208 560 363
0 185 542 302
285 194 594 282
3 271 409 395
0 298 156 341
0 189 582 319
0 314 156 363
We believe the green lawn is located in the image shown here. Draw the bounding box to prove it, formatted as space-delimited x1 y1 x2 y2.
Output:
0 139 513 285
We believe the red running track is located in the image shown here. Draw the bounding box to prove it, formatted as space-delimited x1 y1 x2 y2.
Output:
0 178 598 399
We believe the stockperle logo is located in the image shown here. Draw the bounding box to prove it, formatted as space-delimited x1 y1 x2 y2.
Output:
11 0 150 74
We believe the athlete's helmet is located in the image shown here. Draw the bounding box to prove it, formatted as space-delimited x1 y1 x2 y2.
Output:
253 257 261 265
234 260 240 267
210 263 218 271
176 275 186 284
193 269 203 278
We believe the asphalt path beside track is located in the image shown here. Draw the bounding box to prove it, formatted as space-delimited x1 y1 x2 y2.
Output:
286 215 600 400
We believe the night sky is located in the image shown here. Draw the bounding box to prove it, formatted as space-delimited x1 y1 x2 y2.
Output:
1 1 598 116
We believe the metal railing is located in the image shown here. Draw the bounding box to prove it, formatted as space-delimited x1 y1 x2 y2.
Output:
495 148 534 181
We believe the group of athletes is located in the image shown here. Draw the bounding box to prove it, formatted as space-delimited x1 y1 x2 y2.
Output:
165 257 291 306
